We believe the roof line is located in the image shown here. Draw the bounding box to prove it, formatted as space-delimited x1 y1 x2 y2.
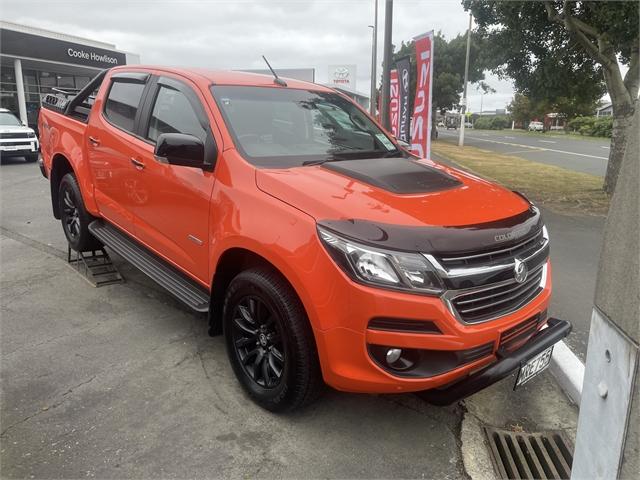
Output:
0 20 118 50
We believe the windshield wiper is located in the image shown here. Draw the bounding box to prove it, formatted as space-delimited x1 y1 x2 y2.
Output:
302 148 404 166
302 156 345 166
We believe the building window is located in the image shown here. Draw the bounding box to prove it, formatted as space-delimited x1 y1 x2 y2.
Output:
57 75 75 89
75 76 91 89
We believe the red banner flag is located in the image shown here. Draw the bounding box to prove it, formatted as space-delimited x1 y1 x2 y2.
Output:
410 31 434 158
389 68 400 138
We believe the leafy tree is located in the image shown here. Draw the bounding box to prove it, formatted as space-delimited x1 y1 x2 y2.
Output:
463 0 640 194
508 93 534 124
391 31 489 116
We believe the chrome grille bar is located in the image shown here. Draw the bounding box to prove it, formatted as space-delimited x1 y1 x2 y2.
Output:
454 267 544 306
456 277 542 315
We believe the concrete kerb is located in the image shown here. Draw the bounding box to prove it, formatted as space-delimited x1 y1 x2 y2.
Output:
550 339 585 405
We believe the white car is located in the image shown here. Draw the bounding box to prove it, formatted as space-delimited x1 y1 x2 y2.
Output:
528 121 544 132
0 108 39 162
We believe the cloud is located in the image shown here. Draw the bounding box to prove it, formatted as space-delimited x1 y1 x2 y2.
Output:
2 0 515 107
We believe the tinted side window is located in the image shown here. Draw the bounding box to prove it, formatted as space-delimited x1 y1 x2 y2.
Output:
147 86 206 143
104 81 145 133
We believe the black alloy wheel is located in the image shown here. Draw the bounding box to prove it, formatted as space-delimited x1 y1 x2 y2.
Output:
58 173 102 252
223 267 324 411
231 296 285 389
62 187 81 241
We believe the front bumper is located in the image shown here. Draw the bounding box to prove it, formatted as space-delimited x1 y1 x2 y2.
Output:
420 317 571 405
310 255 556 394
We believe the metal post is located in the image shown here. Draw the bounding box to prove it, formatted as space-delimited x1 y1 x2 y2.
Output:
13 58 28 125
380 0 393 129
369 0 378 116
571 105 639 478
458 13 472 147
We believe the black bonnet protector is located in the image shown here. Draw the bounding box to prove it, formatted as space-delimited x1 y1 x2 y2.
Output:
318 206 542 255
322 157 462 194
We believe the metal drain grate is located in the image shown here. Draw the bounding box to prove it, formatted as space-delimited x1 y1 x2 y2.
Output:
484 427 574 479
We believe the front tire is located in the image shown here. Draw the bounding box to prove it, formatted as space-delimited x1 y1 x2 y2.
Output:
25 153 39 163
59 173 102 252
223 267 323 412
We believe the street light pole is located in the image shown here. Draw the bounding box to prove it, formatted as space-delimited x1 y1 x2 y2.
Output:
458 12 472 147
380 0 393 130
369 0 378 116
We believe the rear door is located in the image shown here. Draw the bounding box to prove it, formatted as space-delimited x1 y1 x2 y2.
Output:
87 72 150 236
128 75 217 284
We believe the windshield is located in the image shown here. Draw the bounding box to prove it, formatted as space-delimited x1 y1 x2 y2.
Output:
211 86 401 168
0 112 22 127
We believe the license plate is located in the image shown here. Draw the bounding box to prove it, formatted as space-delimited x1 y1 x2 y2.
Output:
2 146 19 151
515 346 554 388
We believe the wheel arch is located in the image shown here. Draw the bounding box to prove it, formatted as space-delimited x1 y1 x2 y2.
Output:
209 247 314 339
50 153 75 219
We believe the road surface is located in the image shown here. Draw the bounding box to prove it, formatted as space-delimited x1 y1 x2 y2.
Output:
438 129 610 177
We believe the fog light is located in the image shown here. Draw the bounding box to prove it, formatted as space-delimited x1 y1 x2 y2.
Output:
386 348 402 365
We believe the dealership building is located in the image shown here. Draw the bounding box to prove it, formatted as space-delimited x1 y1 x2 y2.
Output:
0 21 139 128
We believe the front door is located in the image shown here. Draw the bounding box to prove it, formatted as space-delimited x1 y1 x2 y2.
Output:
129 75 217 285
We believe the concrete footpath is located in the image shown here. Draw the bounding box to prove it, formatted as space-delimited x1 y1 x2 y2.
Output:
1 159 578 478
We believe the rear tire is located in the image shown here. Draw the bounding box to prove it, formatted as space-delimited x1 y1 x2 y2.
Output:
223 267 324 412
59 173 102 252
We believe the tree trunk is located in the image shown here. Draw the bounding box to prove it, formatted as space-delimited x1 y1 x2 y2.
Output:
604 99 638 195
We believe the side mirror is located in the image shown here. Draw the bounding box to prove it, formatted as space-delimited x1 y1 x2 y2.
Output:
154 133 205 169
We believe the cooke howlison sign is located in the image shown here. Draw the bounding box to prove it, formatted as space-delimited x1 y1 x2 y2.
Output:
328 64 357 91
0 28 126 68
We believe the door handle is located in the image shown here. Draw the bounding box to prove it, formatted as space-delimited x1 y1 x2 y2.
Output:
130 157 145 170
88 136 100 146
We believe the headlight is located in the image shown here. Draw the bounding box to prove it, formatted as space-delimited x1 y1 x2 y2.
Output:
26 131 35 138
318 226 444 294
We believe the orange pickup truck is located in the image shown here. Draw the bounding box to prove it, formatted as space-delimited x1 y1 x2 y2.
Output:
38 66 570 411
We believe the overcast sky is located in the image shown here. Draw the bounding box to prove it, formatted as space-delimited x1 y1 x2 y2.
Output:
3 0 515 112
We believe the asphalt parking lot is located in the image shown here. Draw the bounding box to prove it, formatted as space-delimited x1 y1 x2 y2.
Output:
1 158 578 478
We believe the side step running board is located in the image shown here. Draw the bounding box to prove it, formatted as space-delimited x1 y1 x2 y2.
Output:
89 220 210 312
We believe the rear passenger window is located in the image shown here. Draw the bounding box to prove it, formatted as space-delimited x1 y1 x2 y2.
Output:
104 81 145 133
147 86 206 143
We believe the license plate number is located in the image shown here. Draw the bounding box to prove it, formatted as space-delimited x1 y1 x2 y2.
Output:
515 346 554 388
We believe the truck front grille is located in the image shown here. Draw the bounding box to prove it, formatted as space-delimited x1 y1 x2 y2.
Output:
429 227 549 324
449 265 544 323
0 141 33 147
0 132 31 139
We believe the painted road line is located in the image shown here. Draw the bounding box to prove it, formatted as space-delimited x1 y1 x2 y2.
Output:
539 140 557 144
448 135 609 160
504 136 516 139
504 149 544 155
601 145 610 149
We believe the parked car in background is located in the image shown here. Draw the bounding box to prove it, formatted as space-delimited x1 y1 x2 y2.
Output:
38 66 571 411
0 108 39 162
464 121 473 129
528 121 544 132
